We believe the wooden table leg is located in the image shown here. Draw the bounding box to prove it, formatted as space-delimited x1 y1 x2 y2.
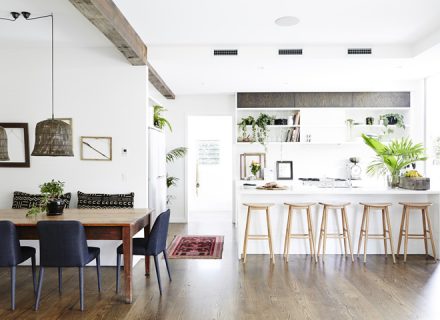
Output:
144 215 151 276
122 226 133 303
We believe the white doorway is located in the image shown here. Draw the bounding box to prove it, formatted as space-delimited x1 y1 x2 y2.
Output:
186 116 233 222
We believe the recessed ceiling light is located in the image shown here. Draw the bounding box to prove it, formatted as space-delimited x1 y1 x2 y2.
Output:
275 16 300 27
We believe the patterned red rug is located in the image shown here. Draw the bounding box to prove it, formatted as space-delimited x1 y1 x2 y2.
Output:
167 235 224 259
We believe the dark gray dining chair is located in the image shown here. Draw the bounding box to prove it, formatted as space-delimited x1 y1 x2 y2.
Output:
0 221 36 310
116 209 171 295
35 221 101 311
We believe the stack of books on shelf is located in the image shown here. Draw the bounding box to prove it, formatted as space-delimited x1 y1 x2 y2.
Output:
285 112 301 142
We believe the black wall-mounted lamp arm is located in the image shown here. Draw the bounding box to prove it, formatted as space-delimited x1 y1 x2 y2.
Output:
0 12 20 21
21 12 53 21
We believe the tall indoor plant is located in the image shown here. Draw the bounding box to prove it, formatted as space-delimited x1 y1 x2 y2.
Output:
362 134 427 188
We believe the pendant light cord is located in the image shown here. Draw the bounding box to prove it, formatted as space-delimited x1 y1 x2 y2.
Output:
23 13 54 119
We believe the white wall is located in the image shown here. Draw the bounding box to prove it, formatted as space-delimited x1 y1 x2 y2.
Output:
0 46 148 265
426 73 440 188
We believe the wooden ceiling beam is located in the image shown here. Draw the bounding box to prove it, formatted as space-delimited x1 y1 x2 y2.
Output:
69 0 147 65
148 62 176 99
70 0 175 99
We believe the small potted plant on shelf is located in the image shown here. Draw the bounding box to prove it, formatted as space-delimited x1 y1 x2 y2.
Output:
237 116 256 142
379 113 405 139
153 105 172 131
362 134 427 188
28 180 66 216
255 113 275 145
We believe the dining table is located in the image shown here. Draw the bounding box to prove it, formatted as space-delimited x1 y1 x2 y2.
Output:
0 208 152 303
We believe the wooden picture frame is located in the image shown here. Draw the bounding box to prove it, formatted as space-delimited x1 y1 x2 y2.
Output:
0 123 30 168
240 153 266 180
276 161 293 180
80 136 112 161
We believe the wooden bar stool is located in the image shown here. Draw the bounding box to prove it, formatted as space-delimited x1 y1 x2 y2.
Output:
397 202 437 262
317 202 354 262
284 203 317 262
242 203 275 264
357 203 396 263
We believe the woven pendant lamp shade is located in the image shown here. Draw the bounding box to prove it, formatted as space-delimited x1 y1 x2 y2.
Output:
32 119 73 156
0 126 9 161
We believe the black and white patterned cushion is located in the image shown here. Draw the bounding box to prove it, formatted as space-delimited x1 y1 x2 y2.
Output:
77 191 134 209
12 191 71 209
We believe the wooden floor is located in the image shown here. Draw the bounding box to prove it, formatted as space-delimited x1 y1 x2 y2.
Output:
1 213 440 320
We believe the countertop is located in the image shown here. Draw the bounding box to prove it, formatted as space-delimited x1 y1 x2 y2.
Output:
238 186 440 195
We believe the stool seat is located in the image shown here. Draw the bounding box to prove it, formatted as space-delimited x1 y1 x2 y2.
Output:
399 202 432 207
243 203 274 208
359 202 392 207
284 202 315 208
319 202 350 208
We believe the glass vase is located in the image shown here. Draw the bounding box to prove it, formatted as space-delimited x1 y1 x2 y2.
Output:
387 173 400 188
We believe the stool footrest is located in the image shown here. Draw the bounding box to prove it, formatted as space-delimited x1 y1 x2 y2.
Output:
248 235 269 240
288 234 310 239
365 236 391 239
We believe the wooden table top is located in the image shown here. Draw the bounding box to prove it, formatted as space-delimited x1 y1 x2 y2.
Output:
0 208 152 227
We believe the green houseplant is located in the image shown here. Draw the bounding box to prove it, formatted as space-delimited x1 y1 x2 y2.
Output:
153 105 172 131
166 147 188 204
28 180 65 216
362 134 427 188
237 116 256 142
255 113 275 145
379 113 405 138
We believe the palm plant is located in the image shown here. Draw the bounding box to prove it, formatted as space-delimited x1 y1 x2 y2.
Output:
153 105 172 131
166 147 187 163
362 134 427 187
166 147 187 204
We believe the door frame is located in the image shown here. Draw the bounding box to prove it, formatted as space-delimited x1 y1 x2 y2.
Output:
184 114 234 223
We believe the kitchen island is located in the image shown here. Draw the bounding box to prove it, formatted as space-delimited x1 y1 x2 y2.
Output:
235 183 440 259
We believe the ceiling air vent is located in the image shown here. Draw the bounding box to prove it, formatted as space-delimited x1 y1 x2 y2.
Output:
347 48 372 55
278 49 303 55
213 49 238 56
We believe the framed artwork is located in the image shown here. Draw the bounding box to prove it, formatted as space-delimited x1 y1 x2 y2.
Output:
0 123 30 168
276 161 293 180
240 153 266 180
80 136 112 161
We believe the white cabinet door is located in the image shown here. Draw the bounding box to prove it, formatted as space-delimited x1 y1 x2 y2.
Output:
148 127 167 221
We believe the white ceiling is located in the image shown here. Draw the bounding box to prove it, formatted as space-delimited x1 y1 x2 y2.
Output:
117 0 440 46
2 1 440 95
0 0 111 47
115 0 440 94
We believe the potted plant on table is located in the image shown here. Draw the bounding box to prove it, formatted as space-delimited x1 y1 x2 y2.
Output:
28 180 66 216
362 134 427 188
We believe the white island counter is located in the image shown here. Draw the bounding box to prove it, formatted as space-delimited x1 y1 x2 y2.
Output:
235 183 440 259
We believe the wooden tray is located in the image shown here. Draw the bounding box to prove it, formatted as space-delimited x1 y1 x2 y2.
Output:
256 186 288 190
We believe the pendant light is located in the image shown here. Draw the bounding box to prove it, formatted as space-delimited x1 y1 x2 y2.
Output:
0 126 9 161
0 12 21 160
22 12 73 157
